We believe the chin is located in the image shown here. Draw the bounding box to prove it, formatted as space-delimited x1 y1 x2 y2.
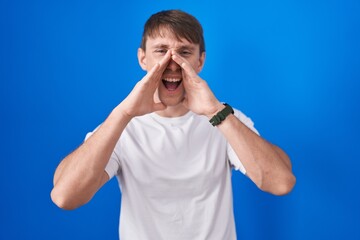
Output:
159 96 184 107
157 87 185 107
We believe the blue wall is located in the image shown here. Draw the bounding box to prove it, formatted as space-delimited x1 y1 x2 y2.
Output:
1 0 359 239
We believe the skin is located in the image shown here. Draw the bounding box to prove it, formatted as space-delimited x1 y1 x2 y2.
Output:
51 29 296 210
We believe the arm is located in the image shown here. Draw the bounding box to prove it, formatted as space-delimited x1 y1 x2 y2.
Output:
171 53 295 195
51 51 172 210
215 109 295 195
51 106 131 210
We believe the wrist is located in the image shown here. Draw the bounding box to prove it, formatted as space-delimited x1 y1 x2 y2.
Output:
206 102 225 120
208 103 234 127
206 102 226 119
113 103 135 122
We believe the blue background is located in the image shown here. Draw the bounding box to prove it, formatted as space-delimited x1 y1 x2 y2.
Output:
1 0 359 239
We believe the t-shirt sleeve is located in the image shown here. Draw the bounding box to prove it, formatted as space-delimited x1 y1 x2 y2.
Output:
85 127 121 180
227 109 260 175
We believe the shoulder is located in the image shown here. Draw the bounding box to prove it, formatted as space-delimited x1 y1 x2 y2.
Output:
233 108 252 123
232 107 260 135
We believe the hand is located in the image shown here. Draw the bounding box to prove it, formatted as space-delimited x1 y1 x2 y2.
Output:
171 52 223 117
120 51 171 117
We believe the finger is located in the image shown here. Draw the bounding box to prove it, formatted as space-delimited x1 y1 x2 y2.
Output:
171 53 199 81
143 62 160 83
144 50 171 85
158 50 172 71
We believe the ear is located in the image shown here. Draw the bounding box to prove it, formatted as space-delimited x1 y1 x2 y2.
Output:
196 51 206 73
137 48 147 71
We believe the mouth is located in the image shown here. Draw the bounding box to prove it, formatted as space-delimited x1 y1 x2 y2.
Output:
162 78 182 91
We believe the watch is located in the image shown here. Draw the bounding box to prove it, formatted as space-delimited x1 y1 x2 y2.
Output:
209 103 234 126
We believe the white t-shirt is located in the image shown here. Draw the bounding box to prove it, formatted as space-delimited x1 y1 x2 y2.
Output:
87 109 258 240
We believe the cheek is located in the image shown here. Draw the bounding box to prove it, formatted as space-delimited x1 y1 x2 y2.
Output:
146 55 164 70
188 57 202 72
190 62 200 73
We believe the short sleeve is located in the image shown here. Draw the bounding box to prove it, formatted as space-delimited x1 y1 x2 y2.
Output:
85 127 121 180
227 109 260 174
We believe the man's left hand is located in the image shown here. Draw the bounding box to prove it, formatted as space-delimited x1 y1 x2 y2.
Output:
171 52 224 118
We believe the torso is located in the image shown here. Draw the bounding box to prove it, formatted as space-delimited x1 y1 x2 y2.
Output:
115 111 237 240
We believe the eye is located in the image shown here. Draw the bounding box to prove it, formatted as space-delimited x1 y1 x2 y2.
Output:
154 49 167 54
180 50 192 57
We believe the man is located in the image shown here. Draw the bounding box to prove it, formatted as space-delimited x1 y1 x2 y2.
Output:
51 10 295 239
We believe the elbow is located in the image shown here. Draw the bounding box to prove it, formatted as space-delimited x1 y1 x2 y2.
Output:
258 172 296 196
50 187 84 210
270 173 296 196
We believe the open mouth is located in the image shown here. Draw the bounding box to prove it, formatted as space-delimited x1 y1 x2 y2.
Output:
162 78 182 91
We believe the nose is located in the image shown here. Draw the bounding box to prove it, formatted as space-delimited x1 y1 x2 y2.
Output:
166 58 181 72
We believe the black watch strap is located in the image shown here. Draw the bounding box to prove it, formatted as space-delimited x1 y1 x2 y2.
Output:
209 103 234 126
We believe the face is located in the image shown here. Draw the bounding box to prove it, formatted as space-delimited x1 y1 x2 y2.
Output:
138 29 205 108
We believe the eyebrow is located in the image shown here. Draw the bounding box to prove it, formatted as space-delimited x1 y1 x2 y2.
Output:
151 43 196 52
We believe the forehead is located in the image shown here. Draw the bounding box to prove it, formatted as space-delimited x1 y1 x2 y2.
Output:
145 28 199 50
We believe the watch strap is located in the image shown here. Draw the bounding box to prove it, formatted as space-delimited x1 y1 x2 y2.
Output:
209 103 234 126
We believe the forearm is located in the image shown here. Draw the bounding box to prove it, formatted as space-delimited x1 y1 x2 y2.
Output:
51 104 132 209
216 113 295 195
51 53 172 209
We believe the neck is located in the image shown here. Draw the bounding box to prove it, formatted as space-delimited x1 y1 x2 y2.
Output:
155 104 189 118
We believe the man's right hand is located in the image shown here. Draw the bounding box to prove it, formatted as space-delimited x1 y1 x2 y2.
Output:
120 50 171 118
